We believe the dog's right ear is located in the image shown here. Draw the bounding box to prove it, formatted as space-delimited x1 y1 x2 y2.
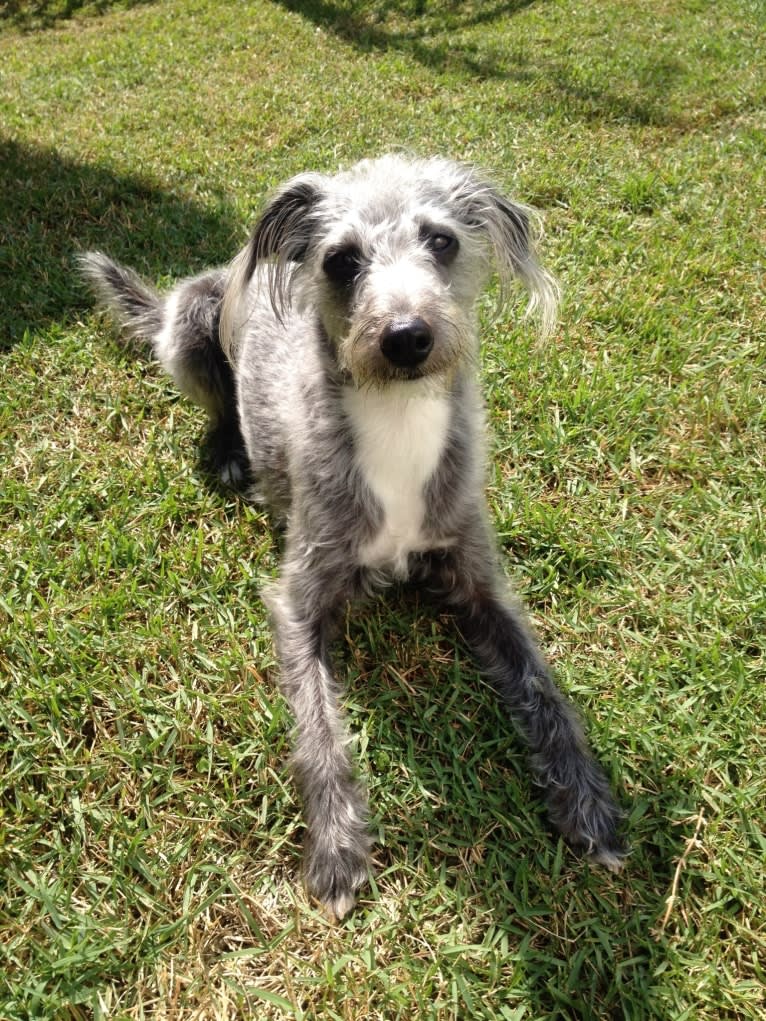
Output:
246 173 328 277
220 173 328 354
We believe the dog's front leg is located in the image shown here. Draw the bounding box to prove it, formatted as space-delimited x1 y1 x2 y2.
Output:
267 578 372 919
428 544 625 870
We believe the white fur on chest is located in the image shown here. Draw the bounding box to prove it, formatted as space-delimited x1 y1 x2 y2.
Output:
343 383 451 577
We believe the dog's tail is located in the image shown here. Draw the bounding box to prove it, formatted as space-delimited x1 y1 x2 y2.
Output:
78 251 163 351
79 251 240 447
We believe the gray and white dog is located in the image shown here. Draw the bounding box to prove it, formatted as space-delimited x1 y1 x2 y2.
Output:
81 154 624 919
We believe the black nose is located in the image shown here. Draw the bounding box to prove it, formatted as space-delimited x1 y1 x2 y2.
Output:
380 317 434 368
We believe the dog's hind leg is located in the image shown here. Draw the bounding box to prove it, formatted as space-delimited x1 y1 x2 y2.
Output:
80 253 248 484
157 271 249 485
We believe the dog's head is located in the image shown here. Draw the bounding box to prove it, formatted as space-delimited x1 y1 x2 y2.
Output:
220 155 558 387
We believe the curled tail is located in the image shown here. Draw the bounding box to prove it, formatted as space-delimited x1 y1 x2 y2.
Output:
78 251 163 350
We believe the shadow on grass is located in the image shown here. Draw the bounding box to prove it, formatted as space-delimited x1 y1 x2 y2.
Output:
0 138 239 347
276 0 537 77
0 0 153 30
276 0 686 127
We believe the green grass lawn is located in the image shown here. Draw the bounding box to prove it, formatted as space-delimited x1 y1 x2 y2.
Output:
1 1 765 1017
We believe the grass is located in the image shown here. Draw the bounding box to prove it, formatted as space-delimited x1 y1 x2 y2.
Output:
1 0 765 1017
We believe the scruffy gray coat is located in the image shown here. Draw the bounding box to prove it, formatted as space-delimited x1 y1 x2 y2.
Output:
82 154 623 919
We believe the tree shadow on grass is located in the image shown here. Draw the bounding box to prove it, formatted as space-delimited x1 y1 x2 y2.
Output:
0 138 239 347
276 0 687 127
0 0 154 31
276 0 537 77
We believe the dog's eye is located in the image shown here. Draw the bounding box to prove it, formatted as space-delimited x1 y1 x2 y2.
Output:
425 232 458 262
322 247 362 286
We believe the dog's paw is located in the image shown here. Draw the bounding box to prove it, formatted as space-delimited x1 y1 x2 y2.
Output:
304 840 371 922
219 456 245 487
588 841 628 873
565 811 628 874
544 758 627 871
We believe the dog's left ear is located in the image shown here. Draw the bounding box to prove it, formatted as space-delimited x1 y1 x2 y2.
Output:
452 172 560 336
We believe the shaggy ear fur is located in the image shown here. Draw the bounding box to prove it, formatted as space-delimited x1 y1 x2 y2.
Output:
246 174 328 275
449 168 560 336
220 173 328 355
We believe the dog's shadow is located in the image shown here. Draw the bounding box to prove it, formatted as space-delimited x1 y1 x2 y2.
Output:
0 137 238 348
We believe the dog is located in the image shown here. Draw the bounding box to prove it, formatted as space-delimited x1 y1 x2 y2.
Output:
81 154 624 919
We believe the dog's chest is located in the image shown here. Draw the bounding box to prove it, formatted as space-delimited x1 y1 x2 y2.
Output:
343 386 451 577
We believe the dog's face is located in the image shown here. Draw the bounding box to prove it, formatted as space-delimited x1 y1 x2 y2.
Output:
225 155 558 387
